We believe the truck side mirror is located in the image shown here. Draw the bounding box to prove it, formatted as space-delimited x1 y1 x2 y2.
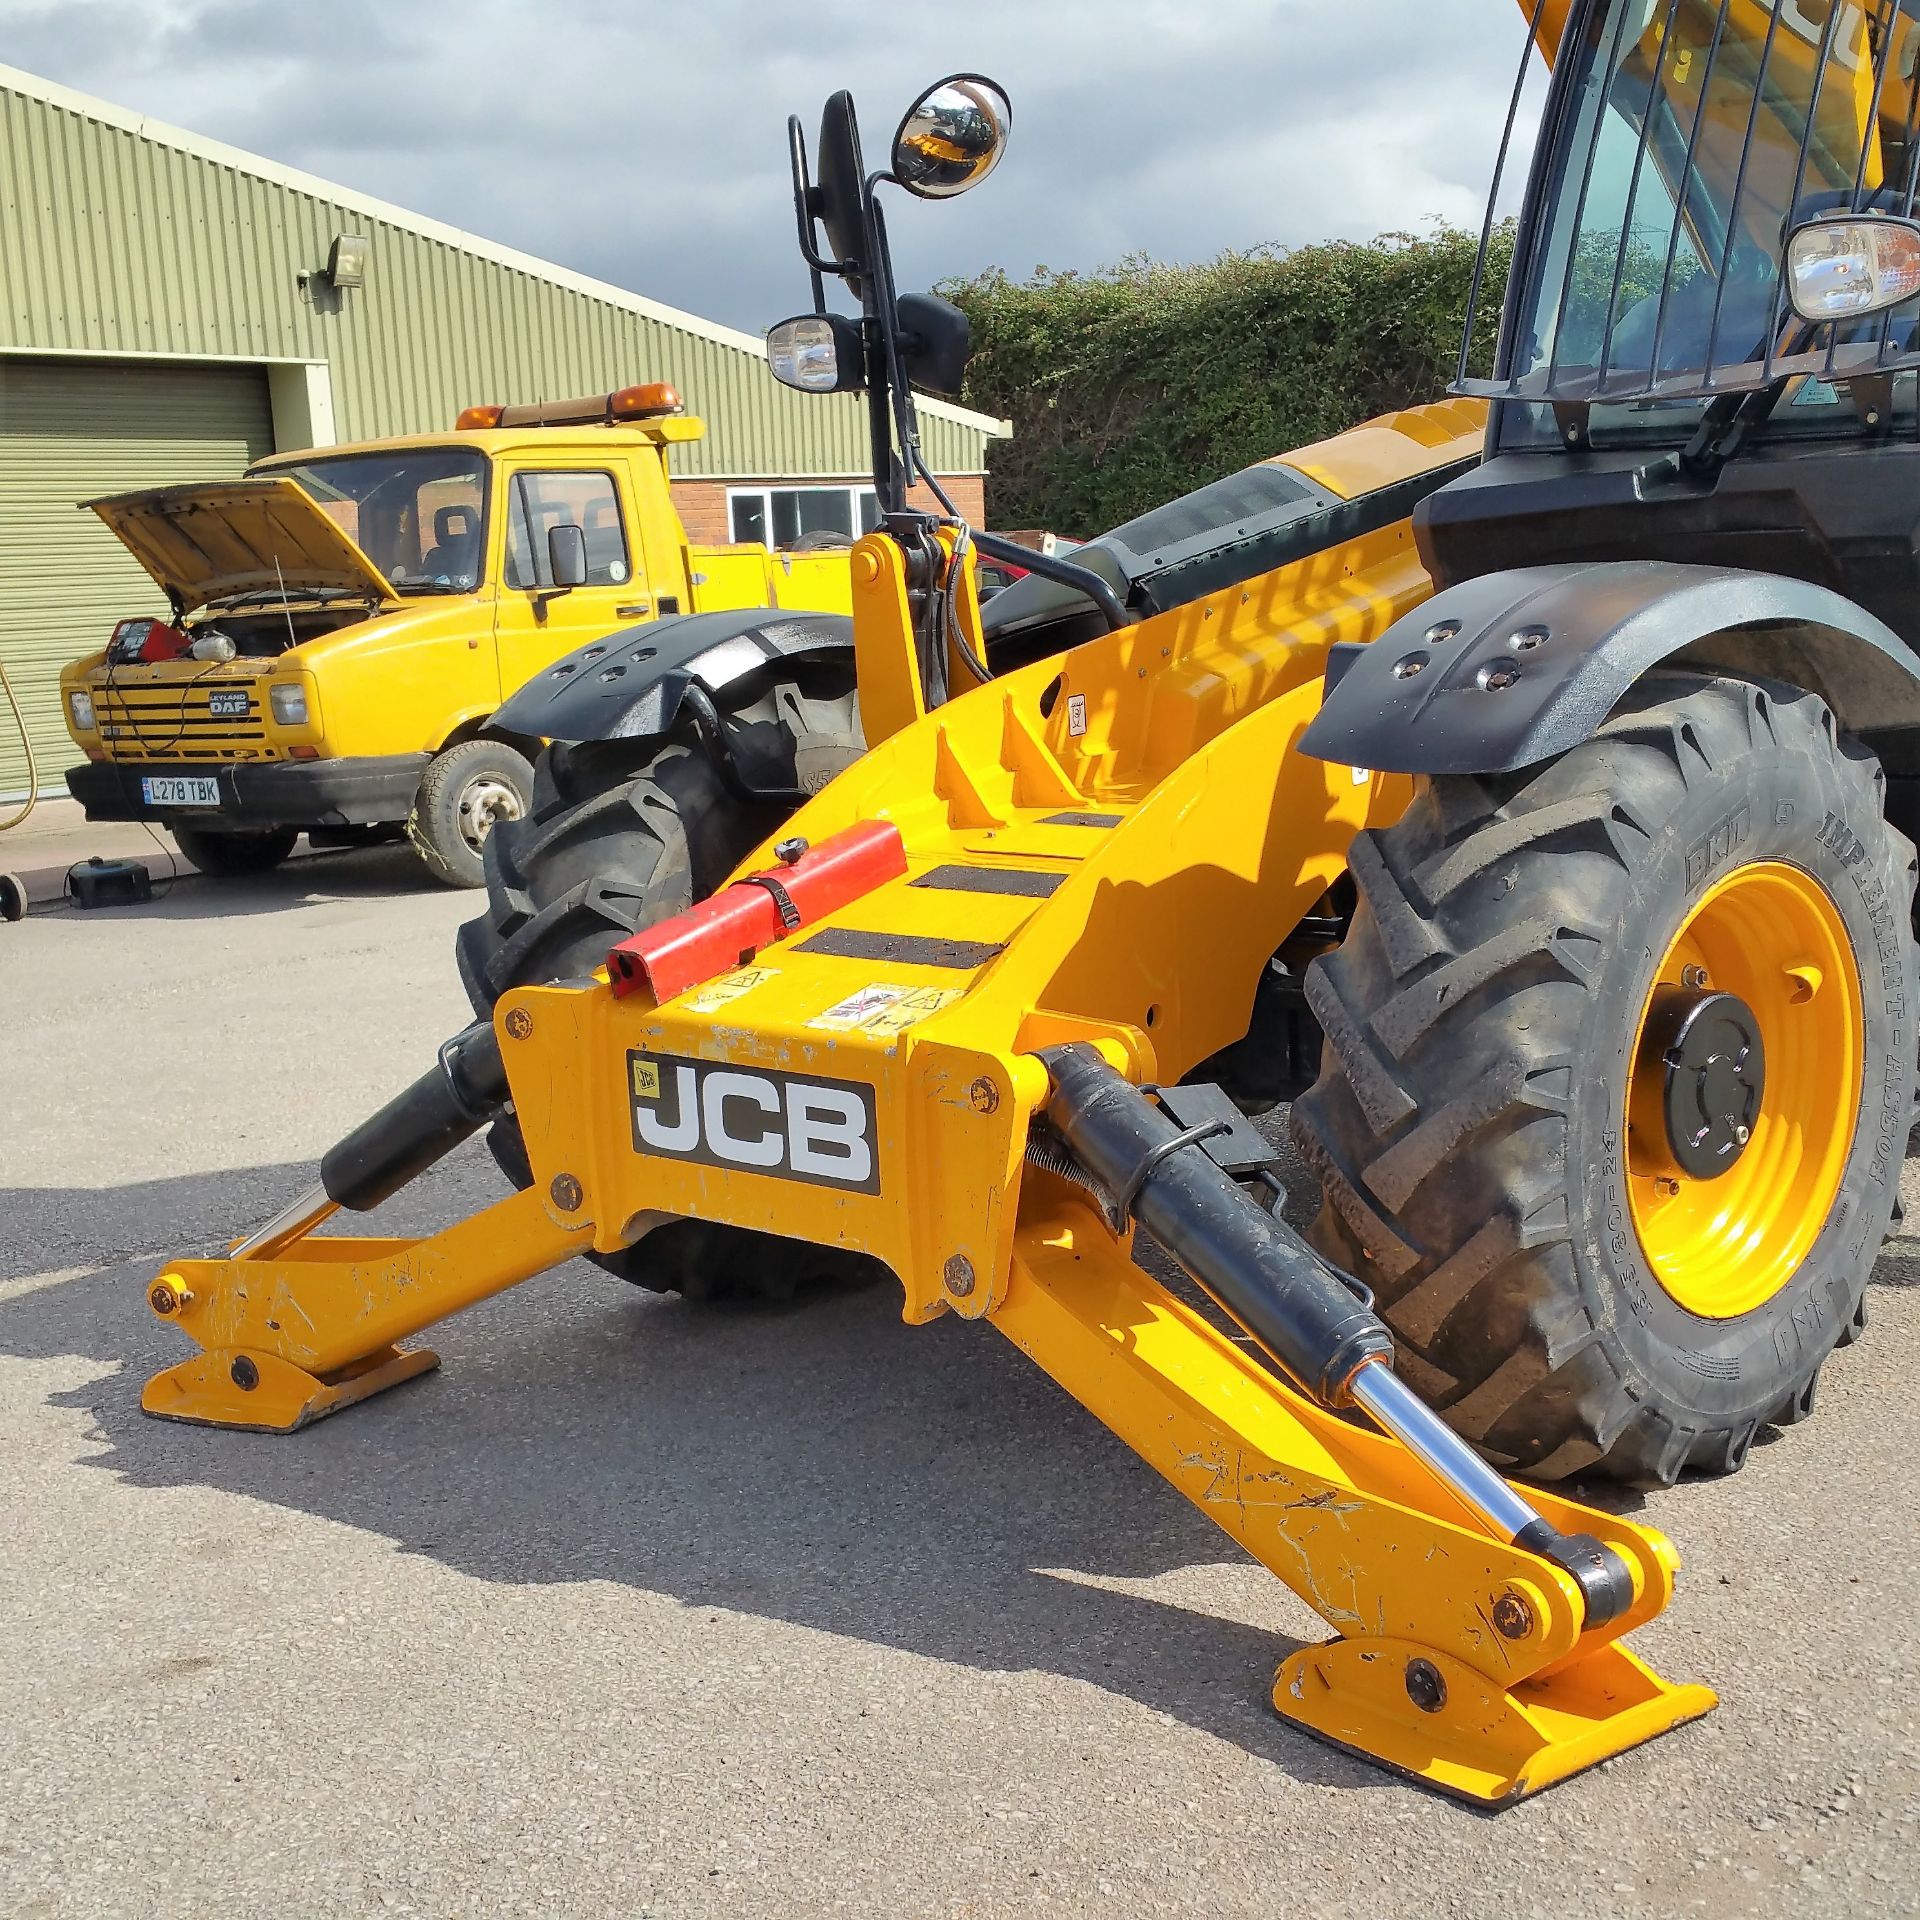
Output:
547 523 588 591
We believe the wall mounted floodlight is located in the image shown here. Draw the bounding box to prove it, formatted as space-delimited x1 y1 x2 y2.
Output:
326 234 368 290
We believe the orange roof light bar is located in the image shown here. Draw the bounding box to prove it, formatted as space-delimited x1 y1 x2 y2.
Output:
454 383 686 431
608 381 684 419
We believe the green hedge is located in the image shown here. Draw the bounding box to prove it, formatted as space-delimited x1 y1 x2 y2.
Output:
944 225 1513 535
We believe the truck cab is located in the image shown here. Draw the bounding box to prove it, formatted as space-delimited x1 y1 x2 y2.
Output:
60 381 856 884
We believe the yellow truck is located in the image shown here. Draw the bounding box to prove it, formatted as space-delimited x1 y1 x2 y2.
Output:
59 382 857 884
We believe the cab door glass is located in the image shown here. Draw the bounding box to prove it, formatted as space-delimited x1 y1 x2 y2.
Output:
504 471 634 589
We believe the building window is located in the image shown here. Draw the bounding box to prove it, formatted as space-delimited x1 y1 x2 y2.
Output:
727 484 882 549
505 470 631 589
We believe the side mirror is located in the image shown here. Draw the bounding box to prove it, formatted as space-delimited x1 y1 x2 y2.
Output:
891 75 1011 200
1785 214 1920 321
547 522 588 591
895 291 971 399
814 90 868 296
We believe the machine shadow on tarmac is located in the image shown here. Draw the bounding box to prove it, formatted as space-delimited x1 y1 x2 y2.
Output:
5 1141 1917 1802
5 1151 1373 1793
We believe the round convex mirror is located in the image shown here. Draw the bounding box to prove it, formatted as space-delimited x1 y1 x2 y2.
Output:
891 75 1012 199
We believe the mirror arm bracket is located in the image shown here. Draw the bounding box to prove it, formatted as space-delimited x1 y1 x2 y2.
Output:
1844 370 1896 435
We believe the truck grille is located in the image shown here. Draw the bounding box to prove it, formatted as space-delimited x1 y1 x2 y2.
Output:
93 679 274 763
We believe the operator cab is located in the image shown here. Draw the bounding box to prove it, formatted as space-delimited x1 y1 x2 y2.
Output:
1430 0 1920 653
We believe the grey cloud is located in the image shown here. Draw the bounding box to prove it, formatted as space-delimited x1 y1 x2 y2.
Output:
0 0 1525 332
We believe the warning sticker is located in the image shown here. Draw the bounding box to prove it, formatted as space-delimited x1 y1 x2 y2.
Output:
807 983 964 1035
681 966 779 1013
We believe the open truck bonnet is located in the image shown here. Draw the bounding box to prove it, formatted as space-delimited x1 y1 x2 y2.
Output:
86 475 397 613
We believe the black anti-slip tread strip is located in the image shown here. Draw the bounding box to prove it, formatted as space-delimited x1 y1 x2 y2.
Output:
911 864 1065 899
1039 811 1123 828
795 928 1006 969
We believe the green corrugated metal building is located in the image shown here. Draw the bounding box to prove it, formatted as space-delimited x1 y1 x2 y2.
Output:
0 61 1007 796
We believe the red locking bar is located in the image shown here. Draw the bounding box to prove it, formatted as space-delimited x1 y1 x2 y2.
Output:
607 819 908 1001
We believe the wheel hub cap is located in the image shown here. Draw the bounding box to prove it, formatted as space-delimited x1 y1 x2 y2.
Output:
1644 987 1765 1178
459 776 524 853
1623 860 1863 1320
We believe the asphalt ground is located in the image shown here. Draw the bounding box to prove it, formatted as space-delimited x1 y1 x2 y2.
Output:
2 848 1916 1919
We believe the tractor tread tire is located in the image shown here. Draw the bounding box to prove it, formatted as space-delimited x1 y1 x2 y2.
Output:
455 678 871 1301
1291 671 1914 1487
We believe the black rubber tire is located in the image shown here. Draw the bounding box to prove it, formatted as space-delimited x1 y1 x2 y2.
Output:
171 824 299 877
407 739 535 888
457 670 872 1300
1290 673 1915 1486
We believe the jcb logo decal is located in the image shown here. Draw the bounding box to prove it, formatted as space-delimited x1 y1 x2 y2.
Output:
628 1050 880 1193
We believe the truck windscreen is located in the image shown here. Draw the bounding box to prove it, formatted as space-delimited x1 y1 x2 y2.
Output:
266 449 490 594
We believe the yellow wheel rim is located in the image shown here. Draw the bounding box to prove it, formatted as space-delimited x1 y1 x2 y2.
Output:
1625 860 1863 1319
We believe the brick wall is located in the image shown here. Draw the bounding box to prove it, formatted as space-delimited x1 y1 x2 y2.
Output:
671 473 986 546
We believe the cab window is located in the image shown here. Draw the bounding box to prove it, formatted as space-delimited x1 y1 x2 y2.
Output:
267 449 488 594
505 470 633 589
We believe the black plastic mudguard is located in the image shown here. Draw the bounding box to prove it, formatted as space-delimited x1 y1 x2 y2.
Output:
1299 560 1920 775
493 608 854 745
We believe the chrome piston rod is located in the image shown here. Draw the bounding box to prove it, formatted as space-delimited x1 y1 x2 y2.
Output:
232 1182 337 1260
1349 1358 1548 1543
1037 1042 1636 1628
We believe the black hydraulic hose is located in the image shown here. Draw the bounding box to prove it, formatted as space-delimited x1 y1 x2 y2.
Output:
1035 1043 1636 1628
319 1019 510 1212
970 528 1129 634
678 680 806 806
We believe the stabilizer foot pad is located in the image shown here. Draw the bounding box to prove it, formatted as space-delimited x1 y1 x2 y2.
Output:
141 1344 440 1433
1272 1636 1717 1806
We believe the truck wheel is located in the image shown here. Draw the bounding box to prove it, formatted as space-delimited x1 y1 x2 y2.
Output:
1290 673 1915 1486
456 671 872 1300
408 739 534 888
171 825 299 877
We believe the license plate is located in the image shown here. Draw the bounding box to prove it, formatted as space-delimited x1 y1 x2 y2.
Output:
207 689 249 719
141 776 222 807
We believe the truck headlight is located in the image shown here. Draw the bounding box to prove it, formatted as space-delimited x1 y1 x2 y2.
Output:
270 683 309 726
68 689 96 732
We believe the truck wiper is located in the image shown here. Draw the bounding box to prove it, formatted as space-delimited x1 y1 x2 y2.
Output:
219 585 372 608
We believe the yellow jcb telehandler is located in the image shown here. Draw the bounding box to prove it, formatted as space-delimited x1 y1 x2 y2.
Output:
140 8 1920 1804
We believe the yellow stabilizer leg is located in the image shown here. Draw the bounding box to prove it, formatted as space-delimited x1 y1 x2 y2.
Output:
1277 1638 1712 1807
141 1344 440 1434
993 1204 1716 1806
141 1185 591 1430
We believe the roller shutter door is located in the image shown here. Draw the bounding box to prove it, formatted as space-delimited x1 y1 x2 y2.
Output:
0 357 275 797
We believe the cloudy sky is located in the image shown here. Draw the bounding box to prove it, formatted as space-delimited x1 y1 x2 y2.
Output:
0 0 1531 336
